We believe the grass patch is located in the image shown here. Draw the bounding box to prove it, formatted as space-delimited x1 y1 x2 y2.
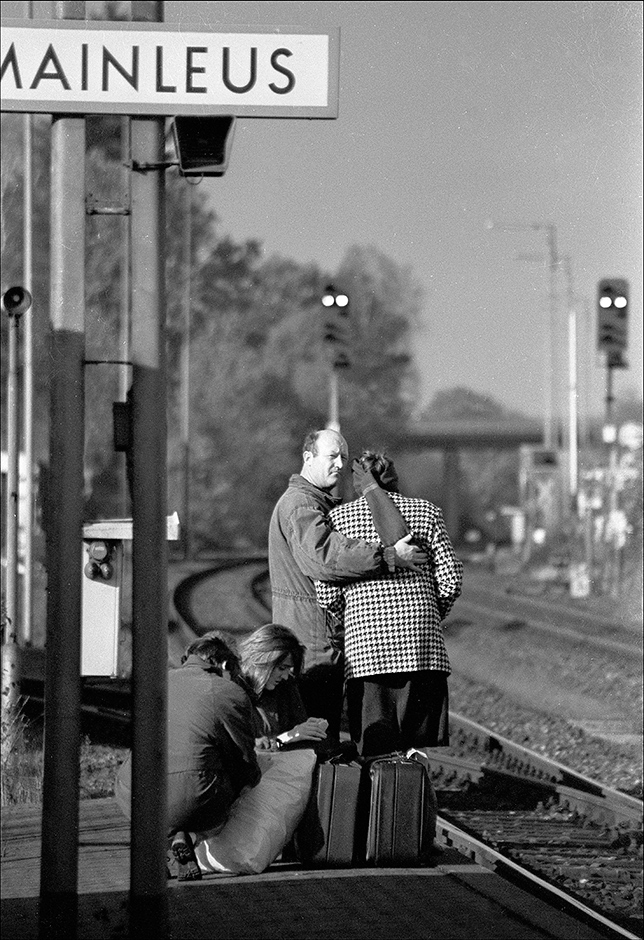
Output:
1 696 128 806
1 697 42 806
79 738 128 800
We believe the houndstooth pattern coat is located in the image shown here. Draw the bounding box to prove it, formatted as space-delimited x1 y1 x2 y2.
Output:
315 493 463 680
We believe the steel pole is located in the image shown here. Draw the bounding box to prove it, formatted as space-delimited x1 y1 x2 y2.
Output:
567 302 579 512
562 257 579 514
39 5 86 938
327 368 340 432
603 364 621 596
544 225 559 450
22 0 34 645
119 116 131 515
2 307 23 718
129 5 168 936
180 183 192 559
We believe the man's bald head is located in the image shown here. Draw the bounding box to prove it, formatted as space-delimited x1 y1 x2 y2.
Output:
301 429 348 490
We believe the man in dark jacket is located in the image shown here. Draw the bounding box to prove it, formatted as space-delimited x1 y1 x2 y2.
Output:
116 634 261 880
268 428 426 739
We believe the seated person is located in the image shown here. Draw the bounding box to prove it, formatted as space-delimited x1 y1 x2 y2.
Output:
115 633 261 881
238 623 329 751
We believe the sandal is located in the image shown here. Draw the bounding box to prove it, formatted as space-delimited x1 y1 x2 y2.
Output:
171 832 202 881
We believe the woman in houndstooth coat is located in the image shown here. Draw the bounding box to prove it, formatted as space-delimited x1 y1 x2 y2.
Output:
315 451 463 757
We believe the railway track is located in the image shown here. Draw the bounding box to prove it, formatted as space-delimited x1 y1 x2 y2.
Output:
18 558 643 938
457 568 642 658
427 715 643 938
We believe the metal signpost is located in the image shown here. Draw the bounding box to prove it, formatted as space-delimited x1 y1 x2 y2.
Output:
1 10 339 938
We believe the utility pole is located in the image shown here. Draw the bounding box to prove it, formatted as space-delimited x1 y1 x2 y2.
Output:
22 0 35 643
543 224 559 450
487 220 560 450
180 183 192 559
561 256 579 515
119 114 131 516
39 3 86 937
128 3 169 935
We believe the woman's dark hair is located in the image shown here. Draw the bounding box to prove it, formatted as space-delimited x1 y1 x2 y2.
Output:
357 450 399 492
182 632 240 677
239 623 305 696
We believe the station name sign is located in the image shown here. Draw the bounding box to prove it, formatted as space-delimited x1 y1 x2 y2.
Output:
0 19 339 118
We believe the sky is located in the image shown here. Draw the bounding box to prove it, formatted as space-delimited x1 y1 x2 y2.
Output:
3 1 643 426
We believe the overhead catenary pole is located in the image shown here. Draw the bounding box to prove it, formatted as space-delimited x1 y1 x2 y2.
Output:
537 222 559 451
487 220 560 451
129 2 169 936
562 256 579 513
39 2 86 937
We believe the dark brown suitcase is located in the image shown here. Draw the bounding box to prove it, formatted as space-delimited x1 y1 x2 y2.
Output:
300 759 362 867
363 753 437 866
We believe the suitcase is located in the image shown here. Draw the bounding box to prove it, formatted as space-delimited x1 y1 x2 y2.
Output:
298 758 362 867
362 752 437 867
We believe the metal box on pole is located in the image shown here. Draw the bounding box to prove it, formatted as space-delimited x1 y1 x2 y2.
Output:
80 514 179 677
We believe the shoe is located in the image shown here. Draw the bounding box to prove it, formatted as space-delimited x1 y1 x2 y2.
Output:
171 832 202 881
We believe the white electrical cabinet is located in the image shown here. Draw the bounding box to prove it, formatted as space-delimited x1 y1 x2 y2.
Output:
81 513 180 677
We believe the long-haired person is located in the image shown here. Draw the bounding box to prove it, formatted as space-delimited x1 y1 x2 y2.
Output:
238 623 329 750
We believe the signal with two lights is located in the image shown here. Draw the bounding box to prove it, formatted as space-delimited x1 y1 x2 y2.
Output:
84 540 115 582
322 284 351 368
597 278 629 359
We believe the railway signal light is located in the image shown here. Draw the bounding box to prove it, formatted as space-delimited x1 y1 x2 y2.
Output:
84 540 115 581
597 278 629 352
171 116 236 177
322 284 351 368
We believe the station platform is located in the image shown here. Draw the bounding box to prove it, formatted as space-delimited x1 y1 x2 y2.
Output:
1 798 609 940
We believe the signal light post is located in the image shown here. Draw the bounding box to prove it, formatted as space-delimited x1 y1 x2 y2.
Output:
597 278 629 596
322 284 350 431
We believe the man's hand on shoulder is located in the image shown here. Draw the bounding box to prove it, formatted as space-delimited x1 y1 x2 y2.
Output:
394 534 428 571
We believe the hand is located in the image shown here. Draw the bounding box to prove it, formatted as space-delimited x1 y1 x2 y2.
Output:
351 459 377 496
283 717 328 744
394 534 428 571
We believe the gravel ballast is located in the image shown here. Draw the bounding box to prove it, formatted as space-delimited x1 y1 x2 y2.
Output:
448 671 643 798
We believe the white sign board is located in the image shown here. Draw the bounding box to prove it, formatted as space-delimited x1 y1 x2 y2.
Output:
0 20 339 118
